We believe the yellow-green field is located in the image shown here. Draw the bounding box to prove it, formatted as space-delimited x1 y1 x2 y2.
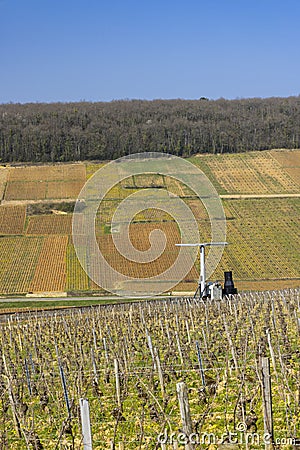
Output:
0 150 299 296
190 149 300 194
1 290 299 448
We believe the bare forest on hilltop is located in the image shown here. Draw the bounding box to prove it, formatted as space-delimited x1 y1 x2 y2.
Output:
0 96 300 162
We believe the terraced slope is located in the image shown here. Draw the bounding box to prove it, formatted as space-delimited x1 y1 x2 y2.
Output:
190 149 300 195
0 150 298 294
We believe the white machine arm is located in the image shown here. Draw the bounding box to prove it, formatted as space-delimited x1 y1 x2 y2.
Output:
176 242 228 298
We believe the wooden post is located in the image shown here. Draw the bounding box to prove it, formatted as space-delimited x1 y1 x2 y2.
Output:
80 398 93 450
265 329 277 378
146 329 156 368
91 349 98 385
103 337 109 362
224 318 239 373
176 382 194 450
154 347 165 400
2 354 21 437
92 326 97 351
261 357 274 449
195 341 206 389
202 329 209 358
175 332 184 365
185 320 191 345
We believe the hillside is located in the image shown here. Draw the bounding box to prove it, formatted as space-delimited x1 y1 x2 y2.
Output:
0 149 299 297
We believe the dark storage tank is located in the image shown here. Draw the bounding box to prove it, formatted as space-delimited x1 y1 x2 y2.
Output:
222 271 238 296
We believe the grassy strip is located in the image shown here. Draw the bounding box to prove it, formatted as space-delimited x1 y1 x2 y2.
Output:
0 296 149 312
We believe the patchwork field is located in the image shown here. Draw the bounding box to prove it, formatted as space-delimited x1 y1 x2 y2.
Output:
0 166 8 200
0 150 298 295
4 163 86 201
271 148 300 184
29 236 68 292
212 198 299 280
190 149 300 194
0 236 44 293
0 151 298 450
0 204 26 234
27 214 72 235
66 242 90 291
95 222 198 293
8 164 86 181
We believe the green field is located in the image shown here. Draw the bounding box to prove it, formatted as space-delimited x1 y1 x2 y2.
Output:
0 289 299 448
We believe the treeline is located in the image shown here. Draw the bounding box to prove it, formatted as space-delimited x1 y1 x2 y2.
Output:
0 96 299 162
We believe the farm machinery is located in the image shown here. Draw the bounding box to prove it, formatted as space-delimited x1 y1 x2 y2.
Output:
176 242 237 300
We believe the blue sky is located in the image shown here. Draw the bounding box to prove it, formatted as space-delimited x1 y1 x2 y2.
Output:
0 0 299 103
